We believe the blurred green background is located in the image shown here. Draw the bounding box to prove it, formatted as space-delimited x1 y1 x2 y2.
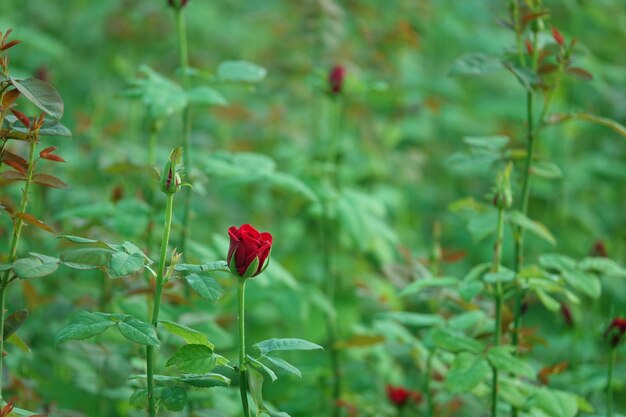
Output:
1 0 626 416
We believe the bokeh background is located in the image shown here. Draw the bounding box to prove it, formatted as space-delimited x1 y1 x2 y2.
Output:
1 0 626 416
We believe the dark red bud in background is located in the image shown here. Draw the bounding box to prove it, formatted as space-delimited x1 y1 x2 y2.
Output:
167 0 189 9
328 65 346 95
605 317 626 348
552 27 565 46
386 385 410 407
590 239 608 258
560 303 573 327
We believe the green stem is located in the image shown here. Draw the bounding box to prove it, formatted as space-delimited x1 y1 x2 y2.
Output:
425 349 435 417
146 193 175 417
237 278 251 417
511 90 535 353
146 119 162 258
323 97 342 416
491 206 505 417
0 134 38 401
509 0 525 67
607 349 615 417
174 7 193 261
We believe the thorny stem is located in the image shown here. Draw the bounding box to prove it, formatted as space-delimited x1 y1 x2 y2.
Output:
0 134 38 401
146 193 175 417
607 348 616 417
491 205 506 417
174 6 193 262
237 278 251 417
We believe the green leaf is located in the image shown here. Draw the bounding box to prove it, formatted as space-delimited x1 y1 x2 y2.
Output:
507 211 556 245
247 355 277 382
115 315 159 346
180 373 230 388
538 254 576 272
109 251 145 278
124 65 187 118
3 310 28 339
562 270 601 298
262 355 301 379
578 257 626 278
12 256 59 278
11 77 64 119
533 387 578 417
459 281 484 301
56 311 115 344
166 344 216 373
531 161 563 179
160 320 214 348
187 86 227 106
431 327 483 354
161 386 187 412
400 276 459 297
536 289 560 312
379 312 445 328
255 338 323 355
449 53 503 76
487 346 535 378
57 235 100 244
463 135 509 150
445 352 490 393
483 269 516 283
217 60 267 83
7 333 30 352
175 261 229 273
448 310 489 332
60 247 113 270
248 366 265 410
183 273 223 302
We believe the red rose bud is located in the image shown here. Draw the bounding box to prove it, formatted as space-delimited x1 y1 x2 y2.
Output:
590 239 608 258
386 385 410 408
328 65 346 95
227 224 272 279
160 147 183 194
167 0 189 8
605 317 626 348
560 303 574 327
552 27 565 46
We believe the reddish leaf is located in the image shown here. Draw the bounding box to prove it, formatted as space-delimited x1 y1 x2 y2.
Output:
2 150 28 167
1 89 20 109
521 11 550 29
14 212 55 233
0 40 20 52
552 27 565 46
538 64 558 75
566 67 593 81
2 158 26 174
32 173 68 188
0 401 14 417
538 361 568 385
10 108 30 128
39 146 66 162
0 170 27 181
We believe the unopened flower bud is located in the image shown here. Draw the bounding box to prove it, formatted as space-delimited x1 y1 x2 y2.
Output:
168 0 189 9
605 317 626 349
160 147 183 194
552 27 565 46
493 163 513 209
328 65 346 95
